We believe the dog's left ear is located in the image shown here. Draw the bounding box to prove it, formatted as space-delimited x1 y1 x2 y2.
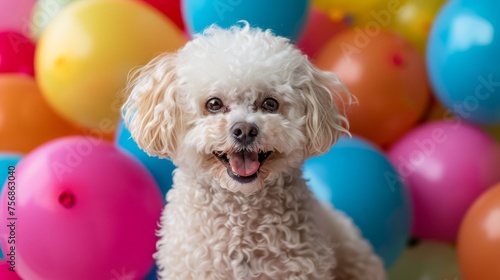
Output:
121 52 182 158
301 61 350 157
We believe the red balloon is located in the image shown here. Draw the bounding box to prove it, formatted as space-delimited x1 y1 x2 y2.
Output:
139 0 185 30
0 31 35 76
297 7 347 59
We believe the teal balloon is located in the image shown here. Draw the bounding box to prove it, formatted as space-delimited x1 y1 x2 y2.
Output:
182 0 310 40
0 153 22 259
303 136 412 268
427 0 500 124
116 121 175 200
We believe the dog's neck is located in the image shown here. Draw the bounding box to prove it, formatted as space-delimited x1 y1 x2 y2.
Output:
170 167 312 207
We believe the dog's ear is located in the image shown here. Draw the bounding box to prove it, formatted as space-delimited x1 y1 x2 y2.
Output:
122 52 182 158
301 61 351 157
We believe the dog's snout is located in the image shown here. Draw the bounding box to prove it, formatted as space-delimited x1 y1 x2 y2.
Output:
231 122 258 145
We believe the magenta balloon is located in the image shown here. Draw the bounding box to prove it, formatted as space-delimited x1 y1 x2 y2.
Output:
0 137 163 280
388 121 500 242
0 31 35 76
0 260 22 279
0 0 36 36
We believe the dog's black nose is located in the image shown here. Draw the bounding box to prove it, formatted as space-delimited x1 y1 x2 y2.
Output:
231 122 258 145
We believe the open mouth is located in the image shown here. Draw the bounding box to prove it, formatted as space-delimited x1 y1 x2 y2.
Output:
213 150 272 183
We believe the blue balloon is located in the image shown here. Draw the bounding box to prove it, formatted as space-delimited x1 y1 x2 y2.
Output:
303 137 412 268
427 0 500 124
0 153 22 259
182 0 310 41
116 121 175 200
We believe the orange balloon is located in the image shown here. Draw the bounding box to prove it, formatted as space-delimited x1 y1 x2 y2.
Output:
315 28 430 147
0 74 81 153
458 184 500 280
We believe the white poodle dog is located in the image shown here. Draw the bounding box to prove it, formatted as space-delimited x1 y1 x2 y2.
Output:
122 24 386 280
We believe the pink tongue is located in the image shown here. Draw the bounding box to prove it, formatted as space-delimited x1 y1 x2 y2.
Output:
228 151 260 177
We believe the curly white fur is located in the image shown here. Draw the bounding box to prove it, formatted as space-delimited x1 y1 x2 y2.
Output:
123 24 386 279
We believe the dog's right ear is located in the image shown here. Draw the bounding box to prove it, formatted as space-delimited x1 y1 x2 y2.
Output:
122 53 182 158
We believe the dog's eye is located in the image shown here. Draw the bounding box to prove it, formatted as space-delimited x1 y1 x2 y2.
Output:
261 98 279 112
206 98 224 113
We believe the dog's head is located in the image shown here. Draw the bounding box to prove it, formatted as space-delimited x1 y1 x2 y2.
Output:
122 24 349 195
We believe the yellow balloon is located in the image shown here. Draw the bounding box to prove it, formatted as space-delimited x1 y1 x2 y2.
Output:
36 0 185 130
313 0 388 24
388 0 447 53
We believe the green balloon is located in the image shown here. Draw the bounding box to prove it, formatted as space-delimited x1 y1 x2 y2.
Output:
30 0 80 39
388 241 462 280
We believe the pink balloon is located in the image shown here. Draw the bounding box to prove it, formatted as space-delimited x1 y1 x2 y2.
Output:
0 260 22 279
0 0 36 36
297 7 347 59
388 121 500 242
0 31 35 76
0 137 163 280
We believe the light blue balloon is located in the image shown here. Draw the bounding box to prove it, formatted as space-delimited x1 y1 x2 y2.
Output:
116 121 175 200
182 0 310 41
427 0 500 124
0 153 22 259
303 137 412 268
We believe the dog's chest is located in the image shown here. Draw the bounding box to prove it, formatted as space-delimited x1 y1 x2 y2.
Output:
160 182 335 279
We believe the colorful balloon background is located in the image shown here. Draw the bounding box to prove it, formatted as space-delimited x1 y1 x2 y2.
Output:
388 0 447 54
0 260 22 280
116 121 175 200
36 0 186 130
315 29 430 147
0 137 163 280
182 0 310 41
0 74 81 153
0 32 35 76
388 241 461 280
458 183 500 280
313 0 388 25
427 0 500 124
304 136 413 268
388 121 500 242
0 0 36 36
297 7 348 59
31 0 185 39
0 0 498 278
